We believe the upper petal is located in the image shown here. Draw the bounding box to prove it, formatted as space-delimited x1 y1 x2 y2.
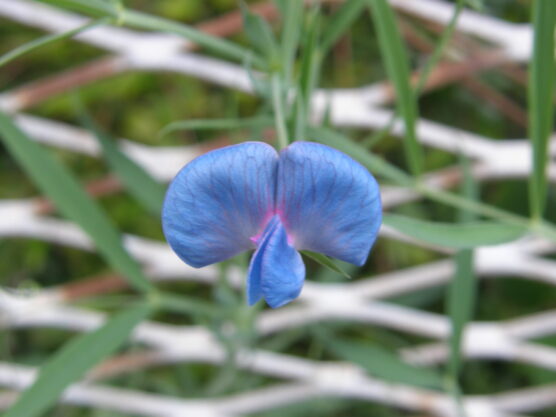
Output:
162 142 278 268
276 142 382 266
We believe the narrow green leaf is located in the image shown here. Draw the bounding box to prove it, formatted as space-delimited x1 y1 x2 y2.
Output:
279 0 303 85
298 9 321 109
240 1 279 65
271 73 289 149
528 0 556 220
383 213 526 248
363 0 464 148
414 0 464 95
367 0 423 176
294 8 322 139
301 250 351 279
4 303 150 417
320 0 366 55
159 116 273 137
0 112 153 293
0 18 110 68
330 340 442 389
81 113 165 216
155 292 220 318
447 250 474 375
446 158 477 417
306 126 412 185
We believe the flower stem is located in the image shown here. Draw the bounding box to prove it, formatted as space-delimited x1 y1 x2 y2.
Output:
271 73 289 150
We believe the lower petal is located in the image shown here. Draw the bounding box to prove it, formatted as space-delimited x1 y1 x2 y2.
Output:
260 217 306 308
246 216 280 305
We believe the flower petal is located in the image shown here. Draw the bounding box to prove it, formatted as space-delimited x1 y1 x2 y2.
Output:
277 142 382 266
162 142 278 268
246 216 280 305
260 216 306 308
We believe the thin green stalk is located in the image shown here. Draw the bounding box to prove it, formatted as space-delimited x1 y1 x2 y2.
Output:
0 17 110 68
414 0 464 94
368 0 423 176
154 292 220 318
416 182 527 227
364 0 464 148
445 157 477 417
528 0 556 220
279 0 303 87
294 5 322 140
271 74 289 149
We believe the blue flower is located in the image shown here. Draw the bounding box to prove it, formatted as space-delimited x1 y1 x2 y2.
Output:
162 141 382 308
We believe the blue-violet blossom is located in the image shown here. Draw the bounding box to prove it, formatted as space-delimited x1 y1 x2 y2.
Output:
162 141 382 308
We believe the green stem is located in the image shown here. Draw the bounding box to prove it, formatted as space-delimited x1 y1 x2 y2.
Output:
271 74 289 150
364 0 464 149
0 18 111 69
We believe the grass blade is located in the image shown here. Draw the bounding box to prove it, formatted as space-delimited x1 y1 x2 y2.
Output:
0 18 109 68
159 116 273 137
278 0 303 86
528 0 556 220
271 73 289 149
367 0 423 176
293 7 321 139
4 303 150 417
301 250 351 279
446 158 477 416
330 340 442 389
414 0 464 94
383 213 526 248
82 114 166 216
0 111 153 293
363 0 464 148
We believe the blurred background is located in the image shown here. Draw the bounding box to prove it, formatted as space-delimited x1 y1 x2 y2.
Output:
2 0 556 416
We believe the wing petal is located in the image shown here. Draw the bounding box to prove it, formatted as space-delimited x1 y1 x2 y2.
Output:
277 142 381 266
162 142 278 267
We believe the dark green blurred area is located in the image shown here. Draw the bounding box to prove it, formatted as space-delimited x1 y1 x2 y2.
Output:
2 0 556 416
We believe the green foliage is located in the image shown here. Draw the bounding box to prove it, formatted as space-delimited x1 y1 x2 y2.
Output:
528 0 556 220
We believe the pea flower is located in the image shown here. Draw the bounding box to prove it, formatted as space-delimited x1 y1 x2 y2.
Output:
162 141 382 308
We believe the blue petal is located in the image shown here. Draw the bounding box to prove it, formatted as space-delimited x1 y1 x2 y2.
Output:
276 142 382 266
254 215 305 308
162 142 278 268
246 216 280 305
